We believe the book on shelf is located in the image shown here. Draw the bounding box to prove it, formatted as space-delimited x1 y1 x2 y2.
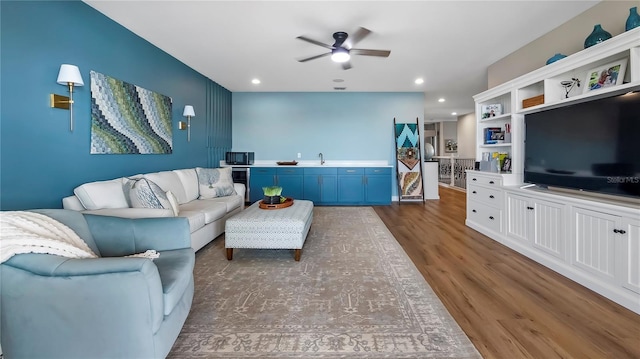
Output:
483 127 503 144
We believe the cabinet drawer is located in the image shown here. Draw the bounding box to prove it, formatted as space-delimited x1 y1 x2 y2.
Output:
467 201 502 234
304 167 337 175
468 184 503 208
277 167 304 175
251 167 276 175
468 174 502 187
338 168 364 175
365 167 391 175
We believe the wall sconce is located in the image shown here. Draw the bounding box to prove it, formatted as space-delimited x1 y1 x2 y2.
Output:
50 64 84 132
179 105 195 142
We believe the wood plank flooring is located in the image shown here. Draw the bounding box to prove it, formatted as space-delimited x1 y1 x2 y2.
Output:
373 186 640 359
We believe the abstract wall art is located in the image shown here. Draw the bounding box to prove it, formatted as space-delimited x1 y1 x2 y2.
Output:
90 71 173 154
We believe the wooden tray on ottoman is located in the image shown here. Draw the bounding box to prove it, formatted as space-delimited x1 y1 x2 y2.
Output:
259 197 294 209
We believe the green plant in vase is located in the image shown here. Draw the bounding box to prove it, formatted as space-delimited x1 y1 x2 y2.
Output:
262 186 285 204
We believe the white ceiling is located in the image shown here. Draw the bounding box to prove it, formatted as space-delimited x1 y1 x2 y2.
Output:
83 0 599 121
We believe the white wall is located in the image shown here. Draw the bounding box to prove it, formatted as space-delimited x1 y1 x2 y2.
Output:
456 113 476 159
488 1 636 88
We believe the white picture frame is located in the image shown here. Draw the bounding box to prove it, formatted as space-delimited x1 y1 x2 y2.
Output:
481 104 502 119
583 58 628 93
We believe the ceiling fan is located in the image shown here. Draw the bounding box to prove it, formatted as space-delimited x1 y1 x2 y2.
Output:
296 27 391 70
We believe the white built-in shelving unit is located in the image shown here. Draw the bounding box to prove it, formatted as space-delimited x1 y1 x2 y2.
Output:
467 27 640 314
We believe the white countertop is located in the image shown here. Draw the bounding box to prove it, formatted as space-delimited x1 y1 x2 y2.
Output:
220 160 391 168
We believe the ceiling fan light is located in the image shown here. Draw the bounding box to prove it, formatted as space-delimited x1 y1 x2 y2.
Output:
331 48 350 63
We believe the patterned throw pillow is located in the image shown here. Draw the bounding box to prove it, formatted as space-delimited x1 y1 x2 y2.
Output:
196 167 236 199
123 178 173 211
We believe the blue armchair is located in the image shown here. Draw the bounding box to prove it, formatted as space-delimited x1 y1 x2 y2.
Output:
1 209 195 358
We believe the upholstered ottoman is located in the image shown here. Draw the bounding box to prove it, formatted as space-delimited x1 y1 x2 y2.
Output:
225 200 313 261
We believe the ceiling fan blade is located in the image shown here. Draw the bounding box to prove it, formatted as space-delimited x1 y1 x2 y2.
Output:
296 36 334 50
350 48 391 57
341 61 352 70
297 52 331 62
344 27 371 49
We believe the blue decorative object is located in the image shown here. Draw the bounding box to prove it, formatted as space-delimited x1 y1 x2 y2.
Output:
546 53 567 65
626 6 640 31
584 24 612 48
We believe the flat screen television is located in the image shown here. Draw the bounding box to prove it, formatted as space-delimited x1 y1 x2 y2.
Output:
524 89 640 199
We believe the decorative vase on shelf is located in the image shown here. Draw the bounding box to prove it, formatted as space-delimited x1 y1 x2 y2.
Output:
626 6 640 31
546 53 567 65
584 24 612 48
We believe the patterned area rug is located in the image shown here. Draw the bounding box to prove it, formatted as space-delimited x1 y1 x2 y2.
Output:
169 207 481 358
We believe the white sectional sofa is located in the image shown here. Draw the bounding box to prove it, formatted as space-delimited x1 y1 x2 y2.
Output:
62 167 245 252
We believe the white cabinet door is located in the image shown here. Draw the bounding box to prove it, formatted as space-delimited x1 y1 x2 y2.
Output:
620 216 640 294
505 193 566 259
532 199 566 259
571 207 618 282
505 192 531 244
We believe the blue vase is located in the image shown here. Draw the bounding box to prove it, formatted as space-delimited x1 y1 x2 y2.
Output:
584 24 612 48
546 53 567 65
626 6 640 31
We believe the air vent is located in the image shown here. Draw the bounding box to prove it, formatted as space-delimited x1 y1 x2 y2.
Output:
333 87 347 90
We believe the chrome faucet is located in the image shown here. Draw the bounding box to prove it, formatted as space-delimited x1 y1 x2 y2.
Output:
318 152 325 165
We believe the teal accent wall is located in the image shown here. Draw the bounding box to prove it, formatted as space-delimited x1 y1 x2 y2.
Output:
0 1 232 210
232 92 425 197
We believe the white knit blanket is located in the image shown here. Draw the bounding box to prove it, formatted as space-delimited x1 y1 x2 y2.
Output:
0 212 162 266
0 211 98 263
0 211 161 263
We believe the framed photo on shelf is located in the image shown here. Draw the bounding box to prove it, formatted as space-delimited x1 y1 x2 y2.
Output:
481 104 502 119
583 58 627 93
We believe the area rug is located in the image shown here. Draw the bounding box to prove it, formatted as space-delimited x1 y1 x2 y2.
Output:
168 207 481 358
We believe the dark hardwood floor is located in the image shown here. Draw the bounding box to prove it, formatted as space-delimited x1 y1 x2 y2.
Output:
373 186 640 359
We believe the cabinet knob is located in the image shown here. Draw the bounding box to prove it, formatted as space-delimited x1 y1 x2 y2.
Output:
489 216 495 220
489 195 495 199
472 191 477 194
472 209 477 213
613 229 627 234
489 181 495 184
527 206 534 210
472 178 477 181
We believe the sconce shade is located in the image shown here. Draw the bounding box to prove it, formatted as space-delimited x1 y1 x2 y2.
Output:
183 105 195 117
57 64 84 86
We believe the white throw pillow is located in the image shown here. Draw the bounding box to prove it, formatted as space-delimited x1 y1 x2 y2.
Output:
166 191 179 216
173 168 199 203
74 178 129 210
143 171 187 204
123 178 173 211
196 167 236 199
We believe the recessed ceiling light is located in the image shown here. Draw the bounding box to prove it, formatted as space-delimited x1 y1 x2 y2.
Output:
438 98 445 103
251 78 261 85
451 112 457 116
414 78 424 85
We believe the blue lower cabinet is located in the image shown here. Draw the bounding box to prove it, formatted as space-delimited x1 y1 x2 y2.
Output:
364 167 392 205
303 167 337 204
250 166 390 205
249 167 276 203
337 168 365 204
276 167 304 200
337 167 391 205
